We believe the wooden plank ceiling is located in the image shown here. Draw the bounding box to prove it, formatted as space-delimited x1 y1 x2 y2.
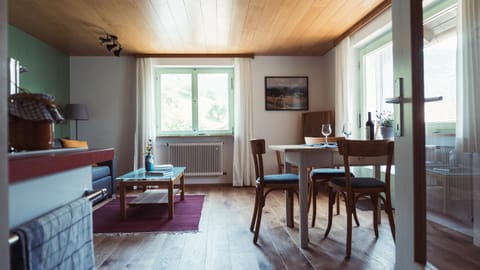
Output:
8 0 388 56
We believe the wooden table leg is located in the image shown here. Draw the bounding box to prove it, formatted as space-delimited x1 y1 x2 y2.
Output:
180 173 185 201
119 184 127 219
168 181 174 219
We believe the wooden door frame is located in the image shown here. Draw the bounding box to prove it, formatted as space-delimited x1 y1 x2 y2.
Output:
403 0 426 264
392 0 426 265
410 0 426 263
0 0 10 268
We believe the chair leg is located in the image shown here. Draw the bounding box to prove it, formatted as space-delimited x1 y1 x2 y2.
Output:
384 194 396 241
307 179 312 213
352 195 360 227
253 197 265 244
324 187 336 238
345 193 353 259
371 194 379 238
287 190 295 227
336 192 340 215
250 188 260 232
311 184 317 227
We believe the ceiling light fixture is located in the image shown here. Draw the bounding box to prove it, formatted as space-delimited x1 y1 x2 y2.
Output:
113 46 122 57
99 33 122 56
106 43 117 51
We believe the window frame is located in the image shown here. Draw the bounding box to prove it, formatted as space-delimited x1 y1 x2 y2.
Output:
154 67 234 137
357 0 457 136
358 31 393 131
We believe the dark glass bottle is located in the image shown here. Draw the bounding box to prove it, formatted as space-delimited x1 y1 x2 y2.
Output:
366 112 374 140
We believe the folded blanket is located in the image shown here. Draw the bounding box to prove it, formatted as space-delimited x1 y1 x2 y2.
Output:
11 197 94 270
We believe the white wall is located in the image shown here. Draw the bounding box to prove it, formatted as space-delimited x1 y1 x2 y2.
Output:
70 57 136 176
251 56 334 173
9 167 91 228
70 55 335 182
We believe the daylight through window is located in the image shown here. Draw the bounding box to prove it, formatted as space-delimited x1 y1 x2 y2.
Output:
154 68 234 136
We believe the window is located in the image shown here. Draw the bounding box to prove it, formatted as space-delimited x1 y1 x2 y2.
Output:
359 2 456 130
363 42 394 117
154 67 234 136
358 32 394 133
424 12 456 123
9 58 20 94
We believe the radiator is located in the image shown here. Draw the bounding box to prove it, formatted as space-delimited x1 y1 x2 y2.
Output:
167 142 223 176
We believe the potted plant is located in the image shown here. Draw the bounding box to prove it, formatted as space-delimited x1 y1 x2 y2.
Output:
377 110 394 139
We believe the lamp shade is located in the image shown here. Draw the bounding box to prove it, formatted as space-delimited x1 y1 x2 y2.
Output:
65 104 89 120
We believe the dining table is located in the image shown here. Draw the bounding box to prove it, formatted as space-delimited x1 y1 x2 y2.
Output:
269 142 386 249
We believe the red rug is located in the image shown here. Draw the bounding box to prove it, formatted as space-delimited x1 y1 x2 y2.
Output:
93 195 205 233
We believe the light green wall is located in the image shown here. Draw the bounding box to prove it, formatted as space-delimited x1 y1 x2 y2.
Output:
8 25 70 138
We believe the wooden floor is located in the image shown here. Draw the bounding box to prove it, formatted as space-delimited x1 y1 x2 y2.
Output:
93 186 480 270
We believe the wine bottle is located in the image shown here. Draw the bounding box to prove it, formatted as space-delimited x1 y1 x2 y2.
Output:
366 112 374 140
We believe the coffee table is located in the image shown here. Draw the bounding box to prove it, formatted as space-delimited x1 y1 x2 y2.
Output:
115 167 186 219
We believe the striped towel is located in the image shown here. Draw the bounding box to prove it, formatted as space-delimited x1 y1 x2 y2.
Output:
11 197 94 270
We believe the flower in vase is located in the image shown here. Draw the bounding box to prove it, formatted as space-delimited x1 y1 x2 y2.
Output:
376 110 394 128
145 139 153 155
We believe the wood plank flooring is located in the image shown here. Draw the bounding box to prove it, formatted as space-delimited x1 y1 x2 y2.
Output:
93 186 480 270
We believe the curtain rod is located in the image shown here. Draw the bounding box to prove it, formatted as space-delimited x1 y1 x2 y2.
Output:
135 53 255 59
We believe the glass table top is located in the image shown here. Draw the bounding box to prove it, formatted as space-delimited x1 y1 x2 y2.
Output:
116 167 186 182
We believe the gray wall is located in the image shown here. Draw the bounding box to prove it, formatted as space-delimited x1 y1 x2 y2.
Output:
70 56 136 177
69 55 335 183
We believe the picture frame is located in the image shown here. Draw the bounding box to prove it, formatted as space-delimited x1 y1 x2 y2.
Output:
265 76 308 111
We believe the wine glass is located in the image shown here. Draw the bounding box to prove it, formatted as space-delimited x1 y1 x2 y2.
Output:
321 124 332 144
342 122 352 138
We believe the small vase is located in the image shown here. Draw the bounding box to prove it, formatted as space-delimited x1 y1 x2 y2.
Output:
380 126 394 139
145 153 154 171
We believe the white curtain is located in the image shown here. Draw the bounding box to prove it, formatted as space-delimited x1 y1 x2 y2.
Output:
134 58 156 170
334 37 357 137
456 0 480 152
232 58 255 187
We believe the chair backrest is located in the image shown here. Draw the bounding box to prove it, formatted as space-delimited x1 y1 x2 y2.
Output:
302 110 335 139
337 138 394 189
304 136 344 145
250 138 266 182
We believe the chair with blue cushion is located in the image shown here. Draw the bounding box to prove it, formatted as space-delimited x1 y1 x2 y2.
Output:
250 138 299 244
324 138 395 258
309 167 357 227
307 136 358 227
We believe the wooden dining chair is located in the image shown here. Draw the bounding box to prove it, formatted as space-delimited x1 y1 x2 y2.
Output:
250 138 299 244
324 138 395 258
307 136 358 228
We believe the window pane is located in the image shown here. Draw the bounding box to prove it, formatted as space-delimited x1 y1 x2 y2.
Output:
197 73 229 131
159 73 192 131
424 33 456 123
364 44 394 115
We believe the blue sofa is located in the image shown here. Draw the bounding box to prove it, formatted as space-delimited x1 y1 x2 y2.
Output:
53 139 115 205
92 159 116 205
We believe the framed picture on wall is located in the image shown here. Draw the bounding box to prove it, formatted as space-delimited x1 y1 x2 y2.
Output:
265 76 308 111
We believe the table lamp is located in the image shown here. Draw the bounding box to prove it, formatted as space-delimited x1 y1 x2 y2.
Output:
65 104 88 139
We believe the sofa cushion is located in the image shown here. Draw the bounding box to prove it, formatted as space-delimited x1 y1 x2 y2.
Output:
92 166 111 180
61 138 88 148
